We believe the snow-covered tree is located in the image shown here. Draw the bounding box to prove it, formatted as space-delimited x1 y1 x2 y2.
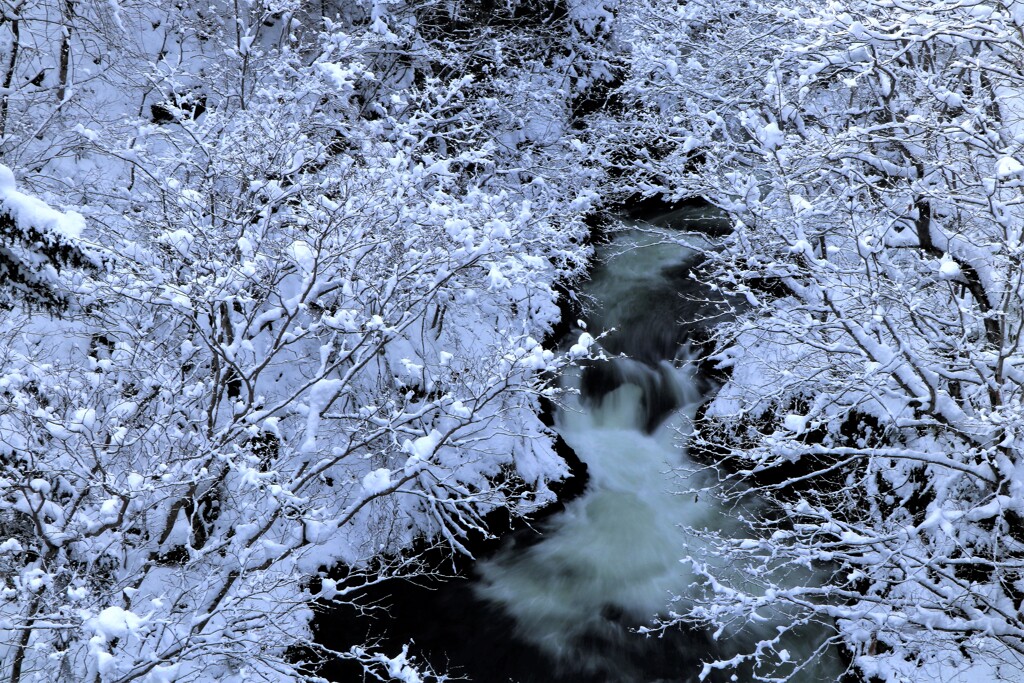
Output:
613 0 1024 679
0 1 615 681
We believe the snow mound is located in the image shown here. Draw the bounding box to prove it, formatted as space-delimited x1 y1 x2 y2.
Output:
89 606 144 641
0 164 85 238
362 468 393 494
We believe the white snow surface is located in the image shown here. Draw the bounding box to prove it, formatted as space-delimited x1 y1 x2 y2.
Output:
0 165 85 238
362 468 393 494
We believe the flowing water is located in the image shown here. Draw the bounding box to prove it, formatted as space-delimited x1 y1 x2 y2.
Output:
471 219 842 682
474 227 718 679
317 213 843 682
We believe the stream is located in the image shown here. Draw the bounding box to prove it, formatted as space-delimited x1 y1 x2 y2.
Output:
317 211 843 682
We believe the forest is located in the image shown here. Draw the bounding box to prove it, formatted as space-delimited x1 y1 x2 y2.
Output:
0 1 1023 682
